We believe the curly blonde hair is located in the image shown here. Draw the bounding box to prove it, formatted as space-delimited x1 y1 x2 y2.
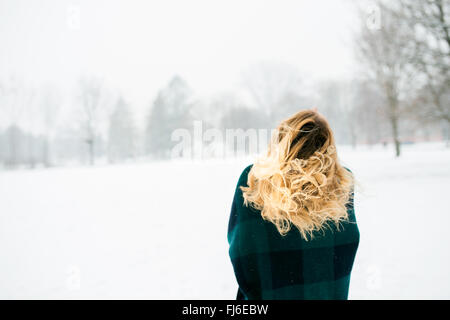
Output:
241 109 354 240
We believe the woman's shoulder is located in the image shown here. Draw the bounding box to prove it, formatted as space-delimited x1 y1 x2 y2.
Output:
236 164 254 187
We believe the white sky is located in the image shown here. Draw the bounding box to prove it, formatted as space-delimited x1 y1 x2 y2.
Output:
0 0 360 122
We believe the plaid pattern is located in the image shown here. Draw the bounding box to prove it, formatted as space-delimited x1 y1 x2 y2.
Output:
228 164 359 300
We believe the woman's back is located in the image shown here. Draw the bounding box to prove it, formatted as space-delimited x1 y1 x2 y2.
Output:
228 165 359 300
228 110 360 300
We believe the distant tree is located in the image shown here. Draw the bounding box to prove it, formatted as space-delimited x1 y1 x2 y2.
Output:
77 77 109 165
241 62 305 125
39 86 61 167
398 0 450 127
1 125 25 167
0 77 36 167
195 92 243 129
145 76 193 159
355 1 417 157
0 125 45 168
351 79 386 146
220 105 268 130
316 80 352 145
318 79 388 147
275 91 313 125
51 126 91 165
107 97 136 163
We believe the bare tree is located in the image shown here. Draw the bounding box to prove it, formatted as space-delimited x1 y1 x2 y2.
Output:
355 79 387 145
194 92 242 130
355 1 417 157
241 62 305 125
316 80 357 146
39 86 61 167
77 77 109 165
399 0 450 128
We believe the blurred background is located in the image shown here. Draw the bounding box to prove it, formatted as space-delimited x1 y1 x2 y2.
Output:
0 0 449 299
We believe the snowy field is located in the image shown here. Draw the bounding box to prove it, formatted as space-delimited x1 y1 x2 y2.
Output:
0 142 449 299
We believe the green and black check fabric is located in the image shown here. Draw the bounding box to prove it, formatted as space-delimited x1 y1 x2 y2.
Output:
228 164 359 300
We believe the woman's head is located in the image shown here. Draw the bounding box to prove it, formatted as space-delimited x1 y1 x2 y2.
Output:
275 109 335 161
241 109 354 240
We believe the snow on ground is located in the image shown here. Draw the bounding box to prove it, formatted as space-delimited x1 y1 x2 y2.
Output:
0 142 449 299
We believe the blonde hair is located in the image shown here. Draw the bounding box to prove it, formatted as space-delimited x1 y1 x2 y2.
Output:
241 109 354 240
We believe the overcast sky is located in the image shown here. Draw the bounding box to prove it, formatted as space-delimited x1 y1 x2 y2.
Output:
0 0 361 123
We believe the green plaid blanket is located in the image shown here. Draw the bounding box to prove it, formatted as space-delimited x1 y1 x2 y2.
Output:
228 164 359 300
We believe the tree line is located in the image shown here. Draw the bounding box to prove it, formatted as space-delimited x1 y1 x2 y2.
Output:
0 0 449 169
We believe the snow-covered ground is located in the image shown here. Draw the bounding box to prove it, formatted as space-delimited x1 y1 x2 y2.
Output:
0 142 449 299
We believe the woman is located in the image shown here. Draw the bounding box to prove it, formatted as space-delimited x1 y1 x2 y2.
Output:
227 109 359 300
